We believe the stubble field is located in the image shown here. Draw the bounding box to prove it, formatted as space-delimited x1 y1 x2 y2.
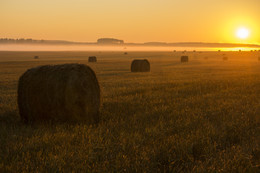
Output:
0 51 259 172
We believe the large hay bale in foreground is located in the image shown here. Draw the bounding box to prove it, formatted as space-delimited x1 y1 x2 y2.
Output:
18 64 100 124
88 56 97 62
181 56 189 62
131 59 150 72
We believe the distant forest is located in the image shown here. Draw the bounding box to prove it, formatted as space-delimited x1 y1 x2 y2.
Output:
0 38 259 48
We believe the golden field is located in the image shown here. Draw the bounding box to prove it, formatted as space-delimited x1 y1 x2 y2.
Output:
0 51 259 172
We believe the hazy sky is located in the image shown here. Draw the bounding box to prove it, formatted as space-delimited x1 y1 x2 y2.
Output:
1 0 259 43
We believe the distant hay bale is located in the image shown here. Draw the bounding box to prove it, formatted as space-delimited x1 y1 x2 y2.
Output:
181 56 189 62
131 59 150 72
34 56 39 59
223 57 228 61
88 56 97 62
18 64 100 124
124 52 128 55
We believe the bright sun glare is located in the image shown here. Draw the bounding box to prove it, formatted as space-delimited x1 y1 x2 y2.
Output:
236 27 250 39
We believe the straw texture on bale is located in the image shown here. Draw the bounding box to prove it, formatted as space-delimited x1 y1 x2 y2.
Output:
88 56 97 62
18 64 100 124
181 56 189 62
131 59 150 72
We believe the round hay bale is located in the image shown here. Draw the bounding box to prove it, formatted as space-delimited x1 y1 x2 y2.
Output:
124 52 128 55
34 56 39 59
181 56 189 62
223 57 228 61
131 59 150 72
18 63 100 124
88 56 97 62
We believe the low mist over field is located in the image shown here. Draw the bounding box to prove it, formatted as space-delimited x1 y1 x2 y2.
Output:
0 38 259 52
1 44 260 52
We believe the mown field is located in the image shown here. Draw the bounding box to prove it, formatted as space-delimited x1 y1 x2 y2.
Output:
0 51 259 172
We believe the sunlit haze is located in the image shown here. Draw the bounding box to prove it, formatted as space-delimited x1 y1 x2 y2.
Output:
0 0 260 44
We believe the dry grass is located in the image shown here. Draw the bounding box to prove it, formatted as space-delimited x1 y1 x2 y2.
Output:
0 51 259 172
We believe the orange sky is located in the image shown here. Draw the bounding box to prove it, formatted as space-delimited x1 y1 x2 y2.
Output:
0 0 259 44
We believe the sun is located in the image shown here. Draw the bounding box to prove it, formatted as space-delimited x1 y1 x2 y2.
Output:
236 27 250 39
